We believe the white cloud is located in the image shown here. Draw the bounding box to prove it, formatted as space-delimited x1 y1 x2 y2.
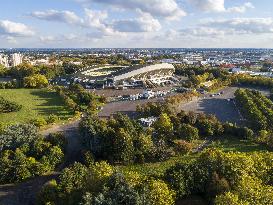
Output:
82 0 186 20
202 18 273 34
31 8 162 37
227 2 254 13
180 27 228 36
30 10 83 25
0 20 35 37
40 35 60 43
188 0 225 12
188 0 254 13
83 8 115 35
6 36 18 44
112 12 161 32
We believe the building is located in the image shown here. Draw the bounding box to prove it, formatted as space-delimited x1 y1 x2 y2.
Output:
138 117 157 127
0 54 9 67
113 63 175 83
75 63 176 89
10 53 23 67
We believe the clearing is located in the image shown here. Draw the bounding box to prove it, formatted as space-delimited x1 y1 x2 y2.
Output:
0 89 74 124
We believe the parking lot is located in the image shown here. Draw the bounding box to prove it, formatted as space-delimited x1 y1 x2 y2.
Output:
98 86 271 124
98 97 164 118
179 86 270 125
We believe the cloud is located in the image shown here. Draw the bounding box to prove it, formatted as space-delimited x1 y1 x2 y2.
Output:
30 10 83 25
82 0 186 20
188 0 254 13
112 12 161 32
226 2 255 13
31 8 162 37
39 35 60 43
0 20 35 37
188 0 225 12
180 27 228 37
6 36 18 44
83 8 115 35
202 18 273 34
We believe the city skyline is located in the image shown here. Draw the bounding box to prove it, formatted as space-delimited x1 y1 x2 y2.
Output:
0 0 273 48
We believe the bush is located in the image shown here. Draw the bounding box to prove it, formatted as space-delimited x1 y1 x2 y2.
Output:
0 96 22 113
30 118 47 128
47 114 59 124
47 132 67 152
174 140 193 154
142 179 176 205
37 180 59 205
177 123 199 141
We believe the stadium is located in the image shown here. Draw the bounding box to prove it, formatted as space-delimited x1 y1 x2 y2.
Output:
73 63 176 88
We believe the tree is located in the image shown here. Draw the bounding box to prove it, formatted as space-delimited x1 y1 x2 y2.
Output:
37 180 59 205
23 74 48 88
0 124 38 152
93 172 141 205
177 123 199 141
112 128 135 164
153 113 173 139
0 64 6 76
215 192 248 205
142 179 176 205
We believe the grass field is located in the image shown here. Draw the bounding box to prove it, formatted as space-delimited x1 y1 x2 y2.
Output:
208 137 268 152
0 89 74 124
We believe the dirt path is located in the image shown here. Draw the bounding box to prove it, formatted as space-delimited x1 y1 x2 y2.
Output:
0 119 83 205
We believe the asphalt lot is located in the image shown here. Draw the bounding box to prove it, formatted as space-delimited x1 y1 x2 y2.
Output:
98 86 270 124
179 86 270 125
98 97 164 118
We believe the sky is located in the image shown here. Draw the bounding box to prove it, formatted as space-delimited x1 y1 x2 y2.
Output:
0 0 273 48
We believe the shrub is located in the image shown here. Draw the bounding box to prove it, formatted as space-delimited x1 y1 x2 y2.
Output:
0 96 22 113
142 179 176 205
174 140 193 154
47 114 59 124
30 118 47 128
47 132 67 152
37 180 59 205
177 123 199 141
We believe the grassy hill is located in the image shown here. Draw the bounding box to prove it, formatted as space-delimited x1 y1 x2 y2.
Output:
0 89 74 124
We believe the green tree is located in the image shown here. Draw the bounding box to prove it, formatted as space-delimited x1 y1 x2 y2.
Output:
23 74 48 88
142 179 176 205
177 123 199 141
93 172 141 205
153 113 173 139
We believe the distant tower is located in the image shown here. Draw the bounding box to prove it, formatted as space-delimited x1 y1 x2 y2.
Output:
0 54 9 67
11 53 23 67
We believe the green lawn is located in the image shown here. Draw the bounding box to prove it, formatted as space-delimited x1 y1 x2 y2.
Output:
208 137 268 152
0 89 74 124
117 154 198 178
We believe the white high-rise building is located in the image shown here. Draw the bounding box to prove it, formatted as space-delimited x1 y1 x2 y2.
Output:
11 53 23 67
0 54 9 68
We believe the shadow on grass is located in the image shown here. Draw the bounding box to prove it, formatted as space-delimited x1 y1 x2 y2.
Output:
30 89 73 119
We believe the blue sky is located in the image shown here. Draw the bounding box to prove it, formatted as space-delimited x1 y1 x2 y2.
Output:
0 0 272 48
